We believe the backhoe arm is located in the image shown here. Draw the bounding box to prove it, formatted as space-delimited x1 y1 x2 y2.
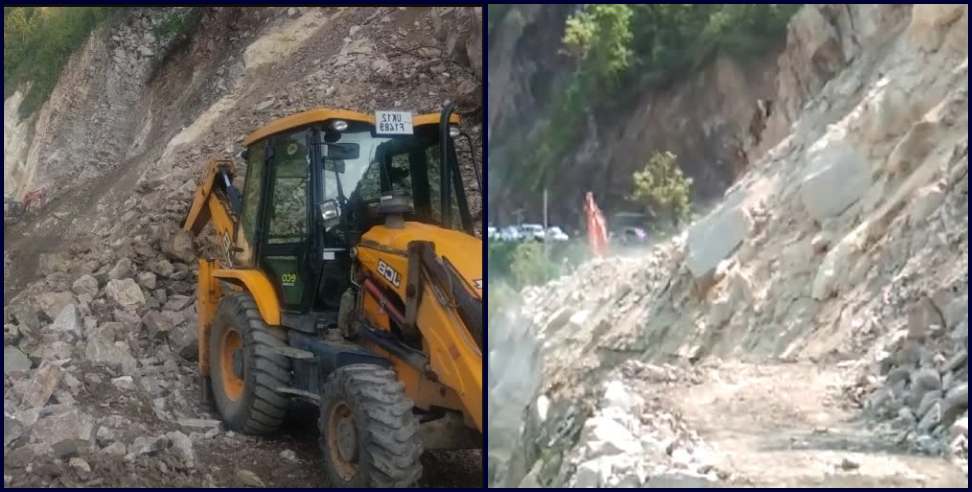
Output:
183 159 241 240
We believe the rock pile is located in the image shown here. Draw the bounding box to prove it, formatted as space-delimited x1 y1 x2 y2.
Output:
518 361 719 488
5 6 483 487
488 4 968 487
862 292 968 471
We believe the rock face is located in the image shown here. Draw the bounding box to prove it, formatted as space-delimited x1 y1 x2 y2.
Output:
488 4 969 486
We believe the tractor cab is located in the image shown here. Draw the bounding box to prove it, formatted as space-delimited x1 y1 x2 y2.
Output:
234 108 472 314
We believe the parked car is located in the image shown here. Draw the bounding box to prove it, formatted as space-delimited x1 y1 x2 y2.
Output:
546 226 569 241
618 226 648 244
499 226 522 242
519 223 545 241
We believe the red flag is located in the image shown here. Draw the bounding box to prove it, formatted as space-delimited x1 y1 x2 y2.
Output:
584 192 608 257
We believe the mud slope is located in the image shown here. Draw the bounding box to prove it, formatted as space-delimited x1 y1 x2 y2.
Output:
4 7 483 487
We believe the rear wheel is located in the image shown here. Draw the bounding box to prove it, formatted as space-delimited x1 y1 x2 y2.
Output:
209 293 290 434
318 364 423 487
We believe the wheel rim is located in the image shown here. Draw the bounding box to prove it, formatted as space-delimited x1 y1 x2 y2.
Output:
327 402 358 481
219 327 245 401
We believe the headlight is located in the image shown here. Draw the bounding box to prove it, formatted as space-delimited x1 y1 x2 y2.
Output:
331 120 348 132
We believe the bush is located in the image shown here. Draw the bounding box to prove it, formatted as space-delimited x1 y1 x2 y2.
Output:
629 151 694 228
511 241 560 290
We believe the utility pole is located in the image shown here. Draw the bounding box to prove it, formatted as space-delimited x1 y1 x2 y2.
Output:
543 188 549 257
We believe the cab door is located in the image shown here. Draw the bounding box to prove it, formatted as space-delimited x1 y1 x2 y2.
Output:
258 128 313 311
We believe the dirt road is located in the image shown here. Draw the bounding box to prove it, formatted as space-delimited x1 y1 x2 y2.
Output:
667 361 967 487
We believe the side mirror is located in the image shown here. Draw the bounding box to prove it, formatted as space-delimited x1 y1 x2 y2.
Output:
320 200 341 225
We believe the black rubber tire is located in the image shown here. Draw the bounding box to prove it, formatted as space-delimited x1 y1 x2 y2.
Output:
318 364 423 487
209 293 290 434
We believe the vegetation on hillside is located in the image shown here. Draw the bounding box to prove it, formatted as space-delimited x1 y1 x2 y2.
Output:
503 4 801 198
4 7 122 116
629 151 694 228
4 7 202 118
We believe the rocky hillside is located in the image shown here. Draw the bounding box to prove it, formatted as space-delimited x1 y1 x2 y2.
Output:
489 4 967 487
3 7 482 487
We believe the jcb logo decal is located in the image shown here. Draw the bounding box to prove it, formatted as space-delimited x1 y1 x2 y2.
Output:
377 260 401 288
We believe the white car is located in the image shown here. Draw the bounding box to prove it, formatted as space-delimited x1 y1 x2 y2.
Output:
499 226 521 242
546 226 569 241
519 224 545 241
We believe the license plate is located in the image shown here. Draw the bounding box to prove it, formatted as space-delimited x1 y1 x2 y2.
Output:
375 111 413 135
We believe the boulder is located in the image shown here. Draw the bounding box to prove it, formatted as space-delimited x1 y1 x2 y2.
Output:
917 401 941 433
3 347 32 375
35 292 75 320
164 229 196 264
148 258 175 278
7 303 41 334
907 297 946 341
131 435 168 457
236 469 266 488
167 430 196 468
164 295 194 312
143 310 174 336
105 278 146 307
602 380 640 413
799 142 870 221
85 324 138 374
108 257 134 280
908 185 946 226
49 304 81 338
71 275 100 297
18 363 63 410
38 253 70 275
943 383 968 424
137 271 158 290
168 320 199 361
684 205 752 280
812 236 859 300
887 121 944 177
581 416 642 458
952 414 968 439
31 408 94 458
572 459 603 488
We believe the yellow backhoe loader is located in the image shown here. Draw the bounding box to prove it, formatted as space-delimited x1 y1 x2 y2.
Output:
182 105 483 487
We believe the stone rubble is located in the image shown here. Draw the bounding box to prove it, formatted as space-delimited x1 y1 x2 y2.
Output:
4 5 483 488
489 4 968 487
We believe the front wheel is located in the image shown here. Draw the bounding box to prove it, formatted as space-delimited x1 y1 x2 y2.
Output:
209 293 291 434
318 364 423 487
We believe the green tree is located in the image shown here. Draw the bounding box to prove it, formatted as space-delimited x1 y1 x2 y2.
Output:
562 4 633 94
629 151 694 228
4 7 128 117
510 241 559 289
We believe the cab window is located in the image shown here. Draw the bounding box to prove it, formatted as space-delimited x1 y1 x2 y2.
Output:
268 130 310 244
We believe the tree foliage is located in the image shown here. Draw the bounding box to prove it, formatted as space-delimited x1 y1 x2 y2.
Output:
4 7 128 117
629 151 694 228
500 4 801 197
510 241 559 289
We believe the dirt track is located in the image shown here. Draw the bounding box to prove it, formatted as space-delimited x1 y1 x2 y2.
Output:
667 361 967 487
